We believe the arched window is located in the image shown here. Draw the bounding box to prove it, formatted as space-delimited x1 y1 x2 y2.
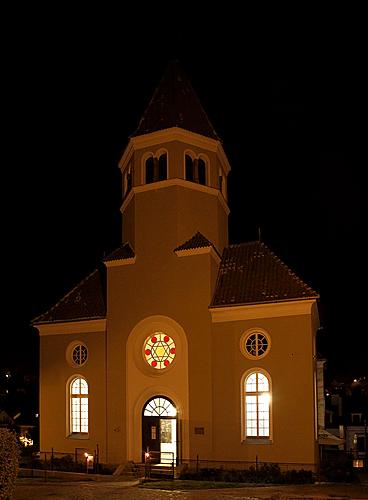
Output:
145 156 154 184
197 158 206 185
185 154 207 185
145 153 168 183
185 154 194 181
143 396 177 416
70 377 88 434
244 371 271 438
123 163 133 198
158 153 167 181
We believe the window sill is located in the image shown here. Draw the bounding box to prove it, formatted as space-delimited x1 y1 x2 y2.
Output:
242 438 273 445
68 433 89 440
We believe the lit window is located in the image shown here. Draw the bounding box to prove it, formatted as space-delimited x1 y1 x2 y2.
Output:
143 396 176 416
70 378 88 434
144 332 176 369
72 345 88 366
244 371 271 438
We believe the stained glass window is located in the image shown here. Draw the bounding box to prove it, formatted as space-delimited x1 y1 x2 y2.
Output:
245 371 270 438
144 332 176 369
70 377 88 433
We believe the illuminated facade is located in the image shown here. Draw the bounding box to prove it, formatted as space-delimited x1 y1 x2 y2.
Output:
34 62 320 468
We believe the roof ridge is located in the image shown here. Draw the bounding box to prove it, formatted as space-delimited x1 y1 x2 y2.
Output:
32 268 100 324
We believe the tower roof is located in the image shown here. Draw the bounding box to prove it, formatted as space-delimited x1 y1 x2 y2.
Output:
132 61 220 140
211 241 319 307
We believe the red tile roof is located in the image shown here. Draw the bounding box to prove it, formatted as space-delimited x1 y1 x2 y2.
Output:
32 269 106 324
211 241 318 307
132 61 220 140
103 243 135 262
174 232 214 252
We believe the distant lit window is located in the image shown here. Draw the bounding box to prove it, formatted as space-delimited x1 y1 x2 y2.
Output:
241 330 270 359
144 332 176 369
72 345 88 366
70 377 88 434
244 371 271 438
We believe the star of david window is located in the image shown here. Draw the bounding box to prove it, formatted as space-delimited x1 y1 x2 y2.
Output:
144 332 176 369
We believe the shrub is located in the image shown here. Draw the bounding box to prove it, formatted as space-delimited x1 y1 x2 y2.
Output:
179 463 314 484
0 429 20 500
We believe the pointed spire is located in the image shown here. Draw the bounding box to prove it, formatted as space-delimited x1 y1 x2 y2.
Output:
132 61 220 140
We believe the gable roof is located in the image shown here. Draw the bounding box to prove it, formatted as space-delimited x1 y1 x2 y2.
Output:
211 241 318 307
132 61 220 140
103 242 135 262
32 269 106 324
174 231 214 252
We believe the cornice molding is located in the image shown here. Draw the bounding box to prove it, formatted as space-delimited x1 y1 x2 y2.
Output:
209 299 317 323
104 257 136 268
175 246 221 264
120 178 230 215
36 319 107 336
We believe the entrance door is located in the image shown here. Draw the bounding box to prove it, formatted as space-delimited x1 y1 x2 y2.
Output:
142 416 160 463
142 396 177 464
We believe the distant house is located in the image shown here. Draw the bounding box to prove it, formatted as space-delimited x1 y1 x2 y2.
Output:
0 410 14 429
33 62 320 468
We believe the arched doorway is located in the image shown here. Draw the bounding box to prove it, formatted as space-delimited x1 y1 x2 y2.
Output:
142 396 177 464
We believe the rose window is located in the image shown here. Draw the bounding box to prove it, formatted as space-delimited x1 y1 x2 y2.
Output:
144 333 176 369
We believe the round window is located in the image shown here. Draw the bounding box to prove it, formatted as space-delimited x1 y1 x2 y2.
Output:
72 344 88 366
241 330 270 359
144 332 176 369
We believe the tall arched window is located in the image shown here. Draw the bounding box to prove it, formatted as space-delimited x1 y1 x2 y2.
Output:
145 156 155 184
185 154 194 181
244 371 270 438
123 163 133 198
145 153 168 184
197 158 206 185
185 154 206 185
70 377 88 434
158 153 167 181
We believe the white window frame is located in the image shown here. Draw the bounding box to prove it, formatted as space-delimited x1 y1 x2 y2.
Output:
241 369 272 441
69 377 89 435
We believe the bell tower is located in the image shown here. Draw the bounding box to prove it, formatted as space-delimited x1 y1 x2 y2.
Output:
118 62 231 255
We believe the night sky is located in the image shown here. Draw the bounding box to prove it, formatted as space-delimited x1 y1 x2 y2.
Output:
2 11 366 381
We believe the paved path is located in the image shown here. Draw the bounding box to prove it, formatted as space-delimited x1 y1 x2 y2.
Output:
13 479 368 500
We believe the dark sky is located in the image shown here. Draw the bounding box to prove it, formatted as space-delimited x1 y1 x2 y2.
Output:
2 11 366 380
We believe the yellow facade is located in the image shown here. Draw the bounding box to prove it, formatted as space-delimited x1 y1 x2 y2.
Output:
35 65 319 469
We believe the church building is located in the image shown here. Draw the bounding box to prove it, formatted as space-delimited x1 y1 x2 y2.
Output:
33 62 320 469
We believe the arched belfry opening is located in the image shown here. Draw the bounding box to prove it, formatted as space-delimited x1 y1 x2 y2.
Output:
142 396 177 464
